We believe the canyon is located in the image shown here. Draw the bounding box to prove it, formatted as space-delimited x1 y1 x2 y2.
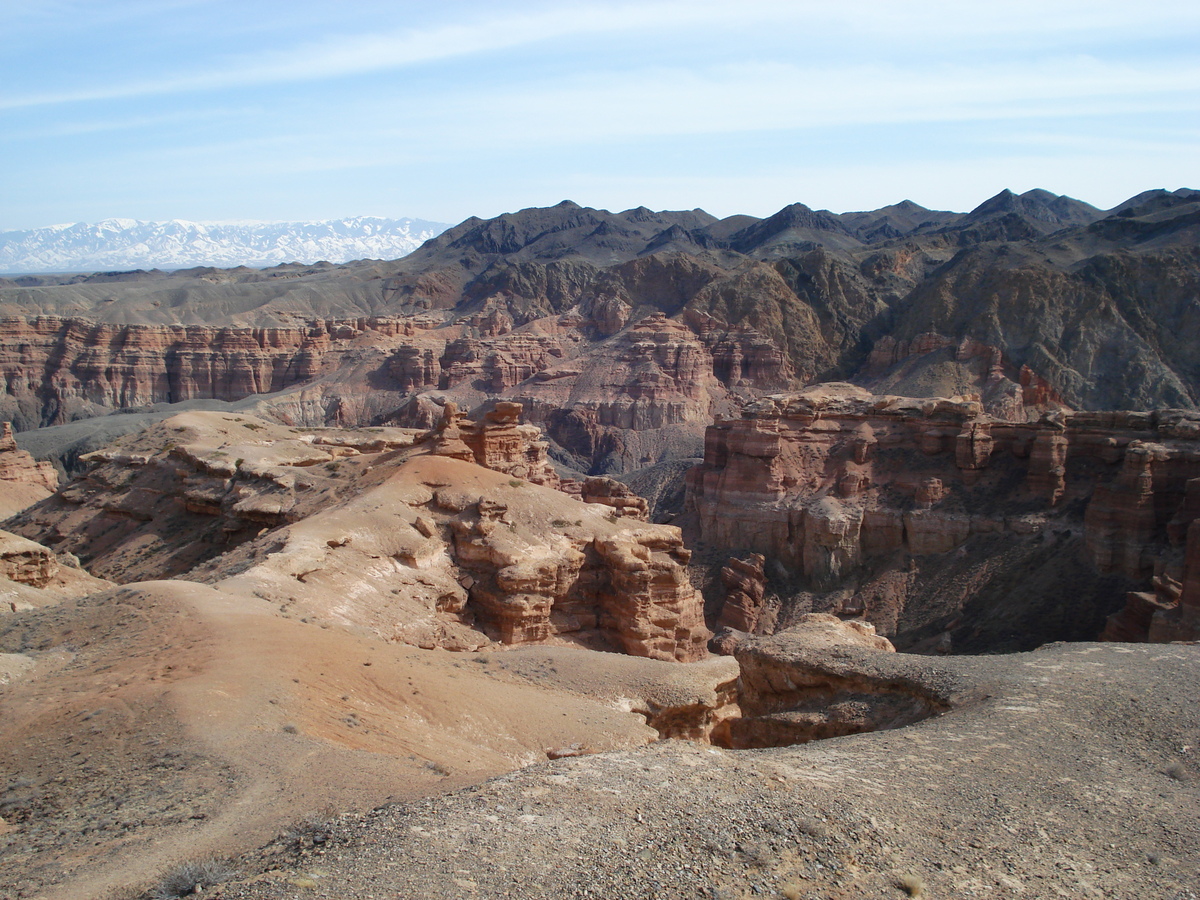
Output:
0 188 1198 899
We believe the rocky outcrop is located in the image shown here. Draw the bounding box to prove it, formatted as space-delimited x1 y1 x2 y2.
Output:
5 413 423 582
0 529 59 588
0 528 113 613
687 385 1200 647
1103 477 1200 643
714 614 953 749
192 448 710 661
561 476 650 520
8 411 709 660
0 422 57 491
449 486 707 660
715 553 768 633
431 400 559 487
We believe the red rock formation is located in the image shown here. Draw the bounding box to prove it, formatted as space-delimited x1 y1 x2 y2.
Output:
716 553 768 633
688 386 1200 643
0 530 58 587
432 463 708 661
0 315 442 427
572 476 649 520
0 422 58 491
1104 476 1200 642
431 400 560 487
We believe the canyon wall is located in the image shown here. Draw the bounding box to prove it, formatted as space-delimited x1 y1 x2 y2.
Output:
687 384 1200 647
0 315 436 430
0 311 791 478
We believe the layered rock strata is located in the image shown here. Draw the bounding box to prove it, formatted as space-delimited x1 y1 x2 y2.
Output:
716 553 769 633
199 450 710 661
5 413 423 582
7 410 709 660
0 315 442 429
560 476 650 520
687 385 1200 646
1103 477 1200 642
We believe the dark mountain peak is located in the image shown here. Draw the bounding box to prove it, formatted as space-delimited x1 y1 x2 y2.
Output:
622 206 658 223
1019 188 1059 204
587 218 640 238
965 189 1101 230
727 202 861 257
968 189 1020 218
1110 188 1200 216
753 202 848 234
640 223 701 256
554 200 582 210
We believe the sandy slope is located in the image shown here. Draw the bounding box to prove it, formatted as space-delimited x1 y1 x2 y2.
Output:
0 577 734 900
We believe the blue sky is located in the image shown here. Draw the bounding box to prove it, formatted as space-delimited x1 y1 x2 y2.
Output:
2 0 1197 229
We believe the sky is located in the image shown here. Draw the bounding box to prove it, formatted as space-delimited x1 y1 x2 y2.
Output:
1 0 1198 230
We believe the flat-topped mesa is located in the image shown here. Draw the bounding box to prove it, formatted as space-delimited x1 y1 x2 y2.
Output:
687 386 1200 637
0 421 58 492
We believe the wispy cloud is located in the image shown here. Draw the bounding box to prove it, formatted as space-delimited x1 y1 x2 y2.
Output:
4 0 1198 110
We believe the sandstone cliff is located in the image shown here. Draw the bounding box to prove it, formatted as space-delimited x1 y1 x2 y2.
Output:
0 421 58 517
687 385 1200 649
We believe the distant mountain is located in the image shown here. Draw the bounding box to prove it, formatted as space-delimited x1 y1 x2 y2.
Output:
0 216 451 273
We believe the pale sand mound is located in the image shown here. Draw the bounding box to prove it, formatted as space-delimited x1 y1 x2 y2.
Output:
0 578 735 900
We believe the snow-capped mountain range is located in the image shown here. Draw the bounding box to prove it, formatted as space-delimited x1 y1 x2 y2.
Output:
0 216 451 273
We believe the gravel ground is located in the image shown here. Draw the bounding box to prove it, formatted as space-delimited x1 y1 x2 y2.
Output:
214 642 1200 900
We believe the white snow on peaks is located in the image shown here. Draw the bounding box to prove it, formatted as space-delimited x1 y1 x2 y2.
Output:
0 216 450 274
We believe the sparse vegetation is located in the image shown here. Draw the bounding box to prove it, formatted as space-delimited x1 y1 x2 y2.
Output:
896 873 925 897
282 808 335 853
508 479 524 488
147 858 235 899
423 760 451 776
